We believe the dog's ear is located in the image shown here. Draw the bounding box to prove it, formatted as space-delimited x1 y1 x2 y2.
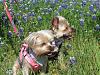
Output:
51 17 59 28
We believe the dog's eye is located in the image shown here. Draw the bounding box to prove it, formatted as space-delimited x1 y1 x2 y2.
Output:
41 43 46 46
66 27 68 30
63 27 68 31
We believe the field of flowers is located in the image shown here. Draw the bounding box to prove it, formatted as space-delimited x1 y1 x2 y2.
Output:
0 0 100 75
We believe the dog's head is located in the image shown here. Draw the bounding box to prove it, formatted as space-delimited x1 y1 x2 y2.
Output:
23 32 54 56
51 16 75 39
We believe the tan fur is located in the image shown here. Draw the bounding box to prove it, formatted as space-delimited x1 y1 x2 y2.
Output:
13 32 55 75
52 16 75 38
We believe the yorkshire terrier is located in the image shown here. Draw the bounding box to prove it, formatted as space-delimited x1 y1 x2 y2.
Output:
13 32 57 75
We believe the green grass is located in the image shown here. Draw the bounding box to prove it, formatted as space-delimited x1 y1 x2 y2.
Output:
0 0 100 75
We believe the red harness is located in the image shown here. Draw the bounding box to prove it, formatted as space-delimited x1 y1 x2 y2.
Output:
19 43 41 71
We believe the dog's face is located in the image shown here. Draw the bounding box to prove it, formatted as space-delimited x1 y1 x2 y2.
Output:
24 33 54 56
52 16 75 39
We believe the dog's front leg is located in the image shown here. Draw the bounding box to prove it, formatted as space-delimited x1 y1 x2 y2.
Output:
13 59 20 75
22 65 29 75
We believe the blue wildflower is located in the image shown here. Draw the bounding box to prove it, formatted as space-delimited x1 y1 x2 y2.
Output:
8 31 13 37
19 4 24 9
58 6 63 12
16 13 20 18
66 44 72 49
61 3 68 9
69 56 76 65
95 0 100 9
82 0 86 7
44 0 50 3
54 11 59 16
95 24 100 31
48 8 52 13
32 0 38 4
92 14 96 20
9 0 15 4
54 0 58 3
31 12 35 16
80 18 84 26
19 27 24 36
62 0 67 2
37 16 42 21
89 4 94 12
25 7 29 10
22 14 28 23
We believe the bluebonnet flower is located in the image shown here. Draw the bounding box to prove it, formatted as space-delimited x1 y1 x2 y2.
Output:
22 14 28 23
95 0 100 9
37 16 42 21
66 44 72 49
54 0 58 3
61 3 68 9
79 18 84 26
79 11 83 16
8 31 13 37
2 12 7 21
18 0 23 4
48 8 52 13
19 27 24 36
82 0 86 7
44 0 50 3
16 13 20 17
32 0 38 4
95 24 100 31
31 12 35 16
17 20 21 25
92 14 96 20
50 1 56 7
54 11 59 16
58 6 63 12
62 0 67 2
9 0 15 4
89 4 94 12
69 56 76 65
28 12 32 16
19 4 24 9
25 7 29 10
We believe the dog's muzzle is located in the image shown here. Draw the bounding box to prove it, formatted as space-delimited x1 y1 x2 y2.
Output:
48 38 63 59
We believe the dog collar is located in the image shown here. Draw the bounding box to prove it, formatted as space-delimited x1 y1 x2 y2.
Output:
19 43 41 71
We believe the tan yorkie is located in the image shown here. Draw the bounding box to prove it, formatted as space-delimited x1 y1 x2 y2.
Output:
12 32 57 75
37 16 75 58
